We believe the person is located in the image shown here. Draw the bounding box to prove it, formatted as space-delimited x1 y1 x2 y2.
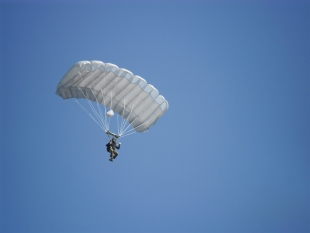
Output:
106 138 121 162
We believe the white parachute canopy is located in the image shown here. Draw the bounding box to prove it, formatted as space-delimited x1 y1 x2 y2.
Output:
56 60 168 136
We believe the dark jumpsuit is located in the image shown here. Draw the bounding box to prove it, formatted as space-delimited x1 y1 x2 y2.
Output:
106 140 120 159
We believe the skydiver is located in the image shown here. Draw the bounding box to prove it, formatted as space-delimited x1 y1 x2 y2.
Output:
106 138 121 162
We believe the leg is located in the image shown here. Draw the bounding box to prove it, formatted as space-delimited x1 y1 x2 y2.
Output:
108 147 114 161
113 150 119 159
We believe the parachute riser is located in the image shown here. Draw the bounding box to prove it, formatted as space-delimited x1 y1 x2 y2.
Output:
106 130 120 139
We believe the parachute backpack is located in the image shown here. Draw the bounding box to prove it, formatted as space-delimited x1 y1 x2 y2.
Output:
56 60 169 144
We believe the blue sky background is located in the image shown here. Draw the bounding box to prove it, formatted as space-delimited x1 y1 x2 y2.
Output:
1 1 309 233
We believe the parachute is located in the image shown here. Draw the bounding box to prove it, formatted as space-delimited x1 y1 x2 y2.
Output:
56 60 169 138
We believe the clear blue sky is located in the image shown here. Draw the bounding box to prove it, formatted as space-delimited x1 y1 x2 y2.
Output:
1 1 309 233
